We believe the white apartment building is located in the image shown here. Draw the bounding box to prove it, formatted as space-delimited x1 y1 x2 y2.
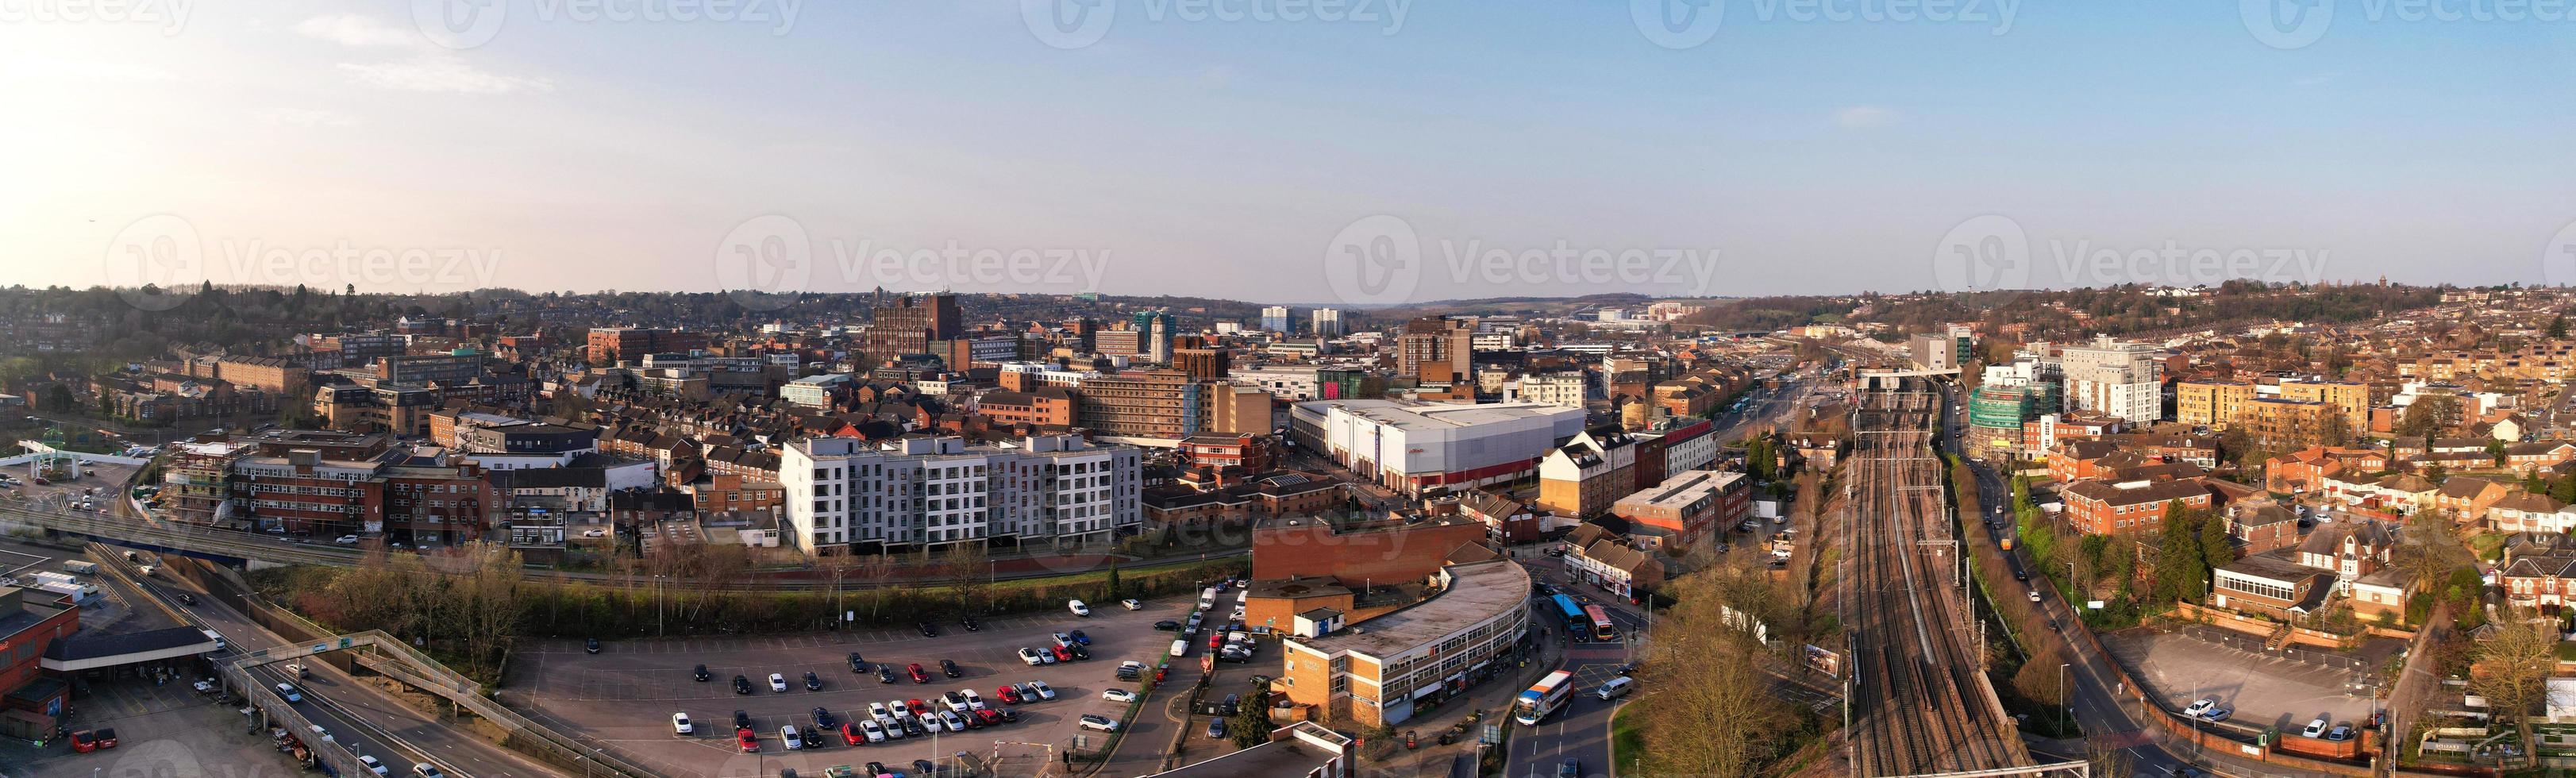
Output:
1234 366 1324 401
2059 336 2162 424
996 361 1099 389
1311 308 1344 337
1513 372 1588 409
781 434 1142 556
1262 306 1292 333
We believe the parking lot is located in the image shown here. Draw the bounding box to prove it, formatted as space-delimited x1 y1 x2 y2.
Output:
507 596 1205 777
5 459 137 514
2103 624 2392 738
0 658 301 778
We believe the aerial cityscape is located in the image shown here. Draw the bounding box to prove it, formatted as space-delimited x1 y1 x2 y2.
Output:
11 3 2576 778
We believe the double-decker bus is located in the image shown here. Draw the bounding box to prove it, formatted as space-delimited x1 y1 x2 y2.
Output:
1514 670 1577 726
1550 594 1587 634
1583 604 1617 642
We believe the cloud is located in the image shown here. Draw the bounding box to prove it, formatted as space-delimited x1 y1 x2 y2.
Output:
338 56 555 94
295 13 424 48
267 108 359 128
1835 106 1897 129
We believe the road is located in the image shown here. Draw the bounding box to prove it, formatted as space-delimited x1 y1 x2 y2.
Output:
1933 381 2189 776
121 558 566 777
1499 580 1646 778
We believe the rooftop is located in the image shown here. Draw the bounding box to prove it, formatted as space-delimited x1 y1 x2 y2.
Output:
1288 558 1529 660
1300 399 1581 431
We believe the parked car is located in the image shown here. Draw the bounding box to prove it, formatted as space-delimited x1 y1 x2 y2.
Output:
849 652 869 672
93 728 118 749
735 675 753 694
1050 645 1075 662
960 614 981 631
1153 620 1182 631
907 663 932 684
1077 714 1119 732
960 688 985 710
854 720 886 744
939 659 961 678
736 729 759 753
2327 724 2354 741
1068 599 1092 617
1205 717 1227 739
1018 647 1047 666
812 707 837 728
1120 599 1142 610
1103 688 1138 703
70 730 98 753
2181 698 2215 717
877 666 899 684
1028 680 1056 700
734 710 753 730
918 622 939 637
693 664 711 682
1068 630 1092 645
672 713 695 735
2301 718 2328 738
936 711 968 733
998 685 1022 704
2199 707 2231 722
585 637 602 653
780 726 803 750
805 672 823 691
769 673 789 692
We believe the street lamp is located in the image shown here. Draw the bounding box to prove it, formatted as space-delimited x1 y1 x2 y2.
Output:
2058 663 2070 735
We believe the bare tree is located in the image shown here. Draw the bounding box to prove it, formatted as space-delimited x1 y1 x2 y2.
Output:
1634 570 1784 776
2471 609 2558 770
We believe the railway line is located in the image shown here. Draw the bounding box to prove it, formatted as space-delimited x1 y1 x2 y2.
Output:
1844 382 2031 776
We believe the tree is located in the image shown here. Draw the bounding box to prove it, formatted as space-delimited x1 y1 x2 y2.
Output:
2470 610 2559 771
2315 412 2353 448
941 543 993 614
2489 440 2509 468
2551 314 2568 340
1633 569 1785 776
1229 689 1274 749
1104 560 1124 602
2152 500 2208 603
2197 510 2237 572
2399 393 2462 438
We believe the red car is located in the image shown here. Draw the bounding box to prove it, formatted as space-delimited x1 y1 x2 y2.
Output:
70 730 98 753
841 722 864 746
1049 645 1073 662
907 663 931 684
93 728 117 749
1207 633 1225 650
974 708 1003 726
736 728 760 753
995 686 1022 704
907 698 929 712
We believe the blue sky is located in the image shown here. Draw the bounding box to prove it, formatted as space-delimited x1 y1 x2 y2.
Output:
8 0 2576 306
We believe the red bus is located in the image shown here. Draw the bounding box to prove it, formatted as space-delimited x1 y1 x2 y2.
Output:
1583 605 1615 642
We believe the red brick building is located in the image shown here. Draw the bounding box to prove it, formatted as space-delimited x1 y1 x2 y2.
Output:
2059 478 2212 535
0 586 79 739
1251 515 1487 587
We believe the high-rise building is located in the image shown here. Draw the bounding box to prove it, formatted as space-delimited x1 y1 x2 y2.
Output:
1396 317 1475 382
781 434 1142 555
1311 308 1343 337
2060 336 2162 424
1174 347 1230 380
862 294 963 365
1261 306 1291 333
1130 310 1175 364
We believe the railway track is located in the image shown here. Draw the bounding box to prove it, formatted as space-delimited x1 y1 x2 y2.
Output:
1846 383 2031 776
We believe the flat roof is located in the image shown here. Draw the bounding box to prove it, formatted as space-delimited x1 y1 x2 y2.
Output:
1148 724 1345 778
1289 559 1528 660
1304 399 1580 431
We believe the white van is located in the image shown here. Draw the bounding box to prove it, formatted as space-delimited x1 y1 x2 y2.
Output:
1198 587 1221 610
1169 639 1190 657
1596 677 1635 700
